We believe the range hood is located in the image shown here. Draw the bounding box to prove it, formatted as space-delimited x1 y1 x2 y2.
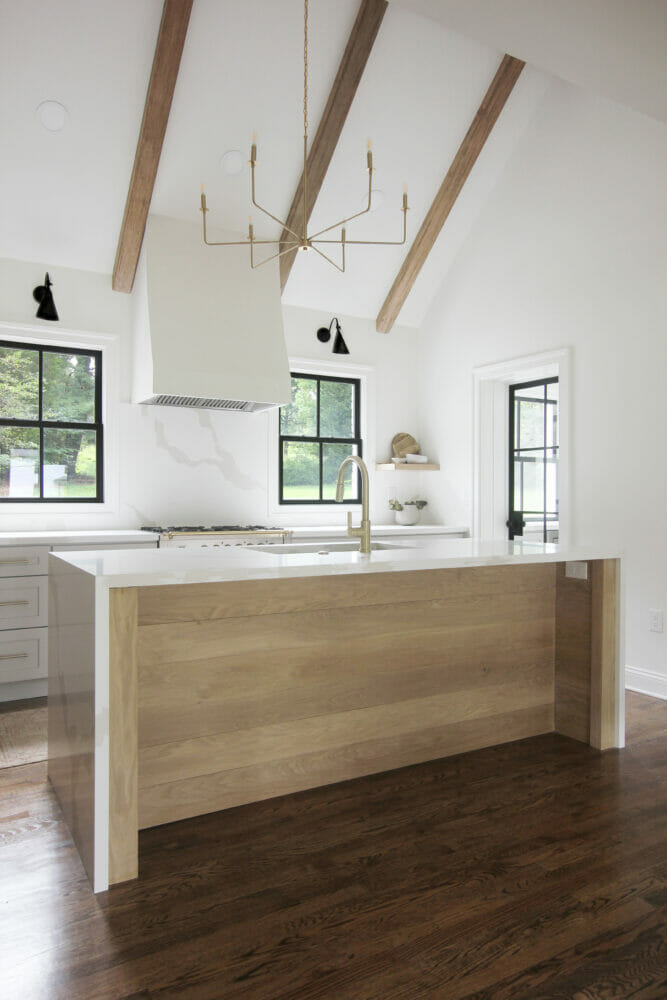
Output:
132 214 291 412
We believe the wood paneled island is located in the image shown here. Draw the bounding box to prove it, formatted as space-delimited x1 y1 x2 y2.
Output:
47 540 621 892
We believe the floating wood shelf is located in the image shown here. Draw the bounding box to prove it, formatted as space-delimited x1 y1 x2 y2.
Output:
376 462 440 471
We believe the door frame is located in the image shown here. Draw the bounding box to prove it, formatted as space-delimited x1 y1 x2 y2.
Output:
472 347 571 543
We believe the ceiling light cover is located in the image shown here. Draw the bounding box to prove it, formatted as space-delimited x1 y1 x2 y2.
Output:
220 150 245 176
36 100 68 132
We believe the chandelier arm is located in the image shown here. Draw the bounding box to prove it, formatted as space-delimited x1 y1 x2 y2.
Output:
313 208 408 247
250 241 308 269
202 209 255 246
201 198 295 246
251 164 303 242
307 169 373 241
310 243 345 273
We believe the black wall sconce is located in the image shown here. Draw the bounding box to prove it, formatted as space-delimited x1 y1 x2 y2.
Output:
33 272 59 321
316 317 349 355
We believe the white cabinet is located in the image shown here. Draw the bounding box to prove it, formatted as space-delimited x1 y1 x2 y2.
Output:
0 576 48 629
0 534 158 702
0 546 50 577
0 628 48 684
51 542 157 552
0 545 50 701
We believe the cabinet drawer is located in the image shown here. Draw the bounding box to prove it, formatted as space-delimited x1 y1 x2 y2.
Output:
0 577 48 630
0 546 50 577
0 627 47 683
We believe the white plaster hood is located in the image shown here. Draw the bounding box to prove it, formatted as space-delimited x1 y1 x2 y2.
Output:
131 214 291 412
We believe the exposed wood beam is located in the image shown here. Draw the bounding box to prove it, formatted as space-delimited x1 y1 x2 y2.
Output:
112 0 193 293
279 0 388 292
376 54 525 333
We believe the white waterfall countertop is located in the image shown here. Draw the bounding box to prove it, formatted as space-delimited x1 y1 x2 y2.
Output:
49 537 620 589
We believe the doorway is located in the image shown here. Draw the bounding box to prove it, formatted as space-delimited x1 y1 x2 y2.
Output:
508 377 559 542
472 348 570 543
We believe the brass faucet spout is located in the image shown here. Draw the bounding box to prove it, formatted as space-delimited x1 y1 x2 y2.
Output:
335 455 371 554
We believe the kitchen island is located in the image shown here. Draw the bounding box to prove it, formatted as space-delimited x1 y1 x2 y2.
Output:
47 539 621 892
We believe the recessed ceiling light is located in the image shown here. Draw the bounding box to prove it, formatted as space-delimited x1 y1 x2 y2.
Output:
36 100 68 132
220 150 245 176
360 189 384 213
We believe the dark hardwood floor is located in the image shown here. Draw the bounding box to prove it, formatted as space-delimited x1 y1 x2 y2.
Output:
0 691 665 999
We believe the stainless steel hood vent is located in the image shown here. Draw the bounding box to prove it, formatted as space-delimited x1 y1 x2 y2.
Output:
145 394 269 412
132 215 291 412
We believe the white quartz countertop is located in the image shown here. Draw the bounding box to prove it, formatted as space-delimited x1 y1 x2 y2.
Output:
287 524 468 538
0 529 159 546
49 537 620 589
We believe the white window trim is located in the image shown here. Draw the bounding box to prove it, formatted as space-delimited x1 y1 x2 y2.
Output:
472 347 570 545
0 320 120 516
267 356 375 522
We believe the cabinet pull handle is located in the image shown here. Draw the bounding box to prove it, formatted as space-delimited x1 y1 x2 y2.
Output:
0 652 28 660
0 600 30 607
0 559 30 566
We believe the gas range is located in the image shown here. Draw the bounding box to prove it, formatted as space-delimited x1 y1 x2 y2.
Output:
140 525 292 548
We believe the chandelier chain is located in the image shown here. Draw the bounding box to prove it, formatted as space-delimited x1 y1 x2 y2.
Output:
304 0 308 140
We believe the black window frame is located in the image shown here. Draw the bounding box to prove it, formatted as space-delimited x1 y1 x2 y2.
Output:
279 371 362 505
0 339 104 504
508 375 558 541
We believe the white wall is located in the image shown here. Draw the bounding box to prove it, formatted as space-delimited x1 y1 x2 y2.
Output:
0 262 421 530
418 79 667 696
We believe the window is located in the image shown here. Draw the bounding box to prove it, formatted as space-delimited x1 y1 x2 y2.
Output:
279 372 361 504
0 340 103 502
508 377 558 541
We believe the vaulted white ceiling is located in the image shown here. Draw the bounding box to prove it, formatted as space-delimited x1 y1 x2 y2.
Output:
1 0 663 328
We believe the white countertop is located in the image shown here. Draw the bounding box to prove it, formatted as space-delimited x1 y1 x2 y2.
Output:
287 524 468 538
49 537 620 589
0 529 159 546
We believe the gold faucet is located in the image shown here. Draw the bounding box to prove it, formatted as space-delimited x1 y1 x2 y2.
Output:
335 455 371 554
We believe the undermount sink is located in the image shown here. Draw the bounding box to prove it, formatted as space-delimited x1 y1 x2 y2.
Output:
254 540 408 555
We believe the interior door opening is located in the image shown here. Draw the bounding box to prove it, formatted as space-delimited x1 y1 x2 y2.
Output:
508 377 559 542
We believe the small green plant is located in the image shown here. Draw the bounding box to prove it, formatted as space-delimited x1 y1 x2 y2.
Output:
388 498 427 511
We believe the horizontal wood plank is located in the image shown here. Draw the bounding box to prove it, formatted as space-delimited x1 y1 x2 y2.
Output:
139 705 554 828
139 671 554 789
137 584 556 669
139 626 554 746
137 563 556 625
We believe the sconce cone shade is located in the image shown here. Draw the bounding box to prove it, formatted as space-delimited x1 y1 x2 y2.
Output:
332 329 349 355
33 273 59 321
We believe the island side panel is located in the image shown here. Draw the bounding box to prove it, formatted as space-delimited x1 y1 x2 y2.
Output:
135 564 557 830
108 588 139 885
590 559 620 750
554 563 592 743
48 557 97 885
554 559 622 749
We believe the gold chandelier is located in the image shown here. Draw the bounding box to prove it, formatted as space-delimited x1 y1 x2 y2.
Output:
199 0 409 271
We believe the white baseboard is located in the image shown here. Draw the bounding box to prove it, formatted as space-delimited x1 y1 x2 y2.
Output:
625 665 667 701
0 679 47 703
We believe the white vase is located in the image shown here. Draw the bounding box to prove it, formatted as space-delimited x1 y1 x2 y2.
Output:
395 507 419 525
